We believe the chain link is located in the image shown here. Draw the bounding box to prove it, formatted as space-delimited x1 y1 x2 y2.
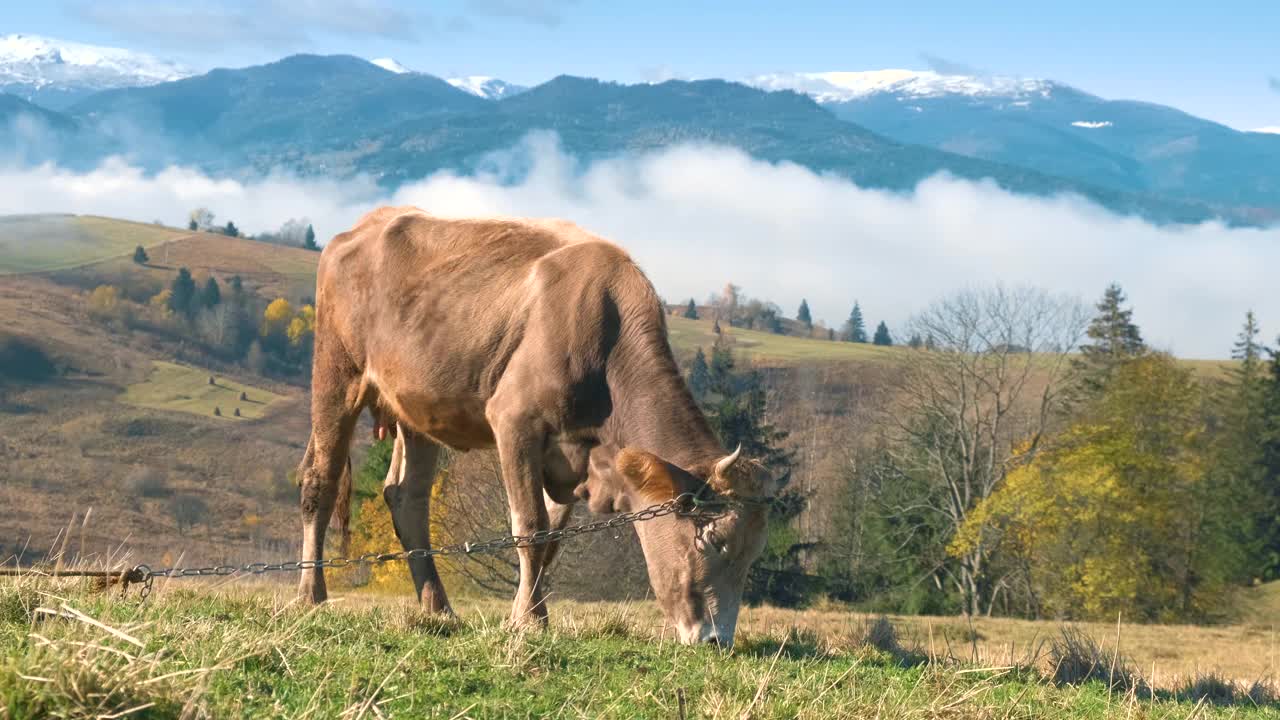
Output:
128 491 766 595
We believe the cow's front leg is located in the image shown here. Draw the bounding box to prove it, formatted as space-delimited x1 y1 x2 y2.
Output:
488 410 551 629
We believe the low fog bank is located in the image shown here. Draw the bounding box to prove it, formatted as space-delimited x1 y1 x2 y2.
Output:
4 133 1277 359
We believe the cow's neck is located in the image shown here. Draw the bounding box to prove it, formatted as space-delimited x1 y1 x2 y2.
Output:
605 337 724 475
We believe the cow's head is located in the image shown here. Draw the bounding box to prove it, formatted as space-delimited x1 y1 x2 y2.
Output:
592 445 780 647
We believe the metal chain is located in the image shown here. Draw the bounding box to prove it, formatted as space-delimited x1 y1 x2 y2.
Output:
127 491 763 600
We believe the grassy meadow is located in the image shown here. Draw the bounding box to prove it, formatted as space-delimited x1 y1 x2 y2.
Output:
0 213 1267 718
0 216 188 275
121 361 284 421
2 578 1278 719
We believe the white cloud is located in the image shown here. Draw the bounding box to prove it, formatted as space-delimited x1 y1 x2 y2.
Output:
1071 121 1113 129
3 134 1277 359
1251 126 1280 134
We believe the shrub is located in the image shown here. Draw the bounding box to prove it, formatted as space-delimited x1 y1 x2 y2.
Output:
126 468 170 499
86 285 128 324
0 336 56 383
132 245 149 264
168 494 209 535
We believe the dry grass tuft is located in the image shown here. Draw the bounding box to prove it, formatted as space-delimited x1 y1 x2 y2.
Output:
861 615 904 657
386 604 464 637
1177 673 1277 707
0 578 41 626
5 605 196 718
583 606 637 640
1047 626 1144 693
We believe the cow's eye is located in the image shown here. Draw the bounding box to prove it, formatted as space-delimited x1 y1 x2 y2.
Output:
701 528 729 554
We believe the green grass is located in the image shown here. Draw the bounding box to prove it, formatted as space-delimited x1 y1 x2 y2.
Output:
0 584 1274 719
121 361 285 420
0 215 187 275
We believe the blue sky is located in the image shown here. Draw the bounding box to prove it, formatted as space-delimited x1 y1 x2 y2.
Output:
8 1 1280 130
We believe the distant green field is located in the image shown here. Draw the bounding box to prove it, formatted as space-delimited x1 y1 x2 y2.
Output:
0 214 187 275
121 361 285 420
1237 580 1280 625
667 315 902 364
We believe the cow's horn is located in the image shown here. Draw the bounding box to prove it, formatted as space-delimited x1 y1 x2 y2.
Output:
713 444 743 480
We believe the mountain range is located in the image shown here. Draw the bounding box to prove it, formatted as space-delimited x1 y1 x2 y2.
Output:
2 35 1278 226
747 71 1280 217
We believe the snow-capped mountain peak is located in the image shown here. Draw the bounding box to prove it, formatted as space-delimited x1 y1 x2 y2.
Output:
745 69 1054 104
0 33 191 88
446 75 527 100
370 57 411 74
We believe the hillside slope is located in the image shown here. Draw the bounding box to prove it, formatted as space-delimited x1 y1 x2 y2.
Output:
0 214 1235 612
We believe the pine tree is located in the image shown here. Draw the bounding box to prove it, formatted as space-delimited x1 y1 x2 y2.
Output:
303 224 319 251
683 299 699 320
1209 312 1272 578
873 321 893 346
797 299 812 330
224 221 239 238
188 219 198 231
1074 283 1145 393
687 347 711 401
696 337 808 605
168 268 197 319
132 245 149 264
199 276 221 308
908 334 923 349
1232 310 1266 369
842 302 867 343
1256 336 1280 579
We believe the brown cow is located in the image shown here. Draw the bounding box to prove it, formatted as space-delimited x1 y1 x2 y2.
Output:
296 206 779 645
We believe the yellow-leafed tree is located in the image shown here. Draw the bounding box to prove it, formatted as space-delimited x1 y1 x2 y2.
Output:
287 304 316 346
261 297 293 338
87 284 127 324
149 289 173 319
952 352 1240 622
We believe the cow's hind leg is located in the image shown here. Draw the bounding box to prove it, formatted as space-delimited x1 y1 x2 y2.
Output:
298 343 362 604
538 494 575 577
383 425 452 613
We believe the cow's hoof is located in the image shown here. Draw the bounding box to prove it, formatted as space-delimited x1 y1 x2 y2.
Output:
504 611 548 633
298 579 327 605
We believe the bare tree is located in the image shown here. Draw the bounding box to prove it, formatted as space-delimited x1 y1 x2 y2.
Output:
711 283 741 326
169 494 210 536
889 285 1087 616
188 208 215 231
432 451 519 593
197 303 234 349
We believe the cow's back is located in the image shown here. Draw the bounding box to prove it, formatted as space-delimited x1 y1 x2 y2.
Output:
316 207 646 448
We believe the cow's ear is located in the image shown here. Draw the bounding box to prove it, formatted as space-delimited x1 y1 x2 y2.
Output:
615 448 683 504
